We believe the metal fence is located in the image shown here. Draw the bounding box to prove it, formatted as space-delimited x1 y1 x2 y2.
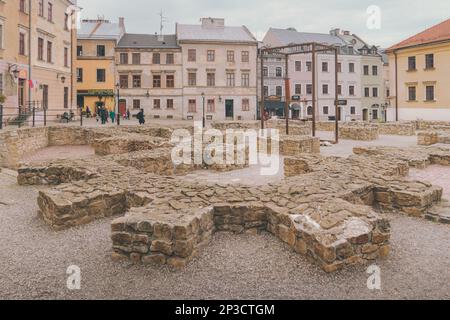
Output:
0 103 84 129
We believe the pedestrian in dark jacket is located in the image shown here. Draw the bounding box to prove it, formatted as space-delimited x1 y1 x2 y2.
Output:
137 109 145 125
100 107 107 125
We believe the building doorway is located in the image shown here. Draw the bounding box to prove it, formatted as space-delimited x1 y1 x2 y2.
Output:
225 99 234 119
363 109 369 121
372 109 378 121
42 85 49 110
119 99 127 116
18 79 26 112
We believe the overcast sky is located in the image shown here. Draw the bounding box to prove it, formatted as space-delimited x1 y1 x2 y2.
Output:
77 0 449 48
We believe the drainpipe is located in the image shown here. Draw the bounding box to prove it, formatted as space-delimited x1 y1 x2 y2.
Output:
28 0 32 110
394 50 399 122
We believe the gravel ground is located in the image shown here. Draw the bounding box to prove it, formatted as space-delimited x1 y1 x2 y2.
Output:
0 169 449 300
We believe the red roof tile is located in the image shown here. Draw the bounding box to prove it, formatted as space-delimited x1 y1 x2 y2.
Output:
387 18 450 51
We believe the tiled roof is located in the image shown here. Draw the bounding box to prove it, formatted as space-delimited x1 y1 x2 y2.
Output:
387 19 450 51
117 34 179 48
265 28 347 47
177 24 257 43
78 21 124 40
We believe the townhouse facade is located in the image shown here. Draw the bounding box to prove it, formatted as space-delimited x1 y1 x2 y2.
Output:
335 30 386 121
76 18 125 114
0 0 77 121
387 19 450 121
176 18 258 121
115 34 183 119
0 0 30 111
262 28 385 122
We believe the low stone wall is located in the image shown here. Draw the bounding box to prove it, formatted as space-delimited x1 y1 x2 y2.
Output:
284 157 311 177
378 123 416 136
415 120 450 131
418 132 439 146
418 131 450 146
280 135 320 156
212 120 312 136
92 136 172 156
0 127 49 169
316 121 416 136
17 163 99 185
340 126 379 141
111 202 390 273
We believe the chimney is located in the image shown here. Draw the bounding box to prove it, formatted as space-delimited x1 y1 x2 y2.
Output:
158 34 164 42
330 28 340 36
119 17 126 32
201 17 225 28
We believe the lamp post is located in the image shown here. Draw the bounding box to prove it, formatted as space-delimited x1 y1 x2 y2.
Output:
116 83 120 125
201 92 206 128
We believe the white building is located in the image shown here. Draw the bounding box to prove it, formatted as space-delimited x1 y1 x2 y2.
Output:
176 18 258 121
116 34 183 120
335 29 386 121
262 28 385 122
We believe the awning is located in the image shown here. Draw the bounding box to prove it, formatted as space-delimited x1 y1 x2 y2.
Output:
262 101 285 111
77 89 114 97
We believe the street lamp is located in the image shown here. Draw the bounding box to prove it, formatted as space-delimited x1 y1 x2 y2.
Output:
201 92 206 128
116 83 120 125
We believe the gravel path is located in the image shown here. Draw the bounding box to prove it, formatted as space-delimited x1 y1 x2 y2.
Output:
0 169 449 300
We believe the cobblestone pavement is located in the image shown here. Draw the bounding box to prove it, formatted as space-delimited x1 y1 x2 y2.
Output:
0 170 448 299
318 131 419 157
21 146 95 163
409 165 450 200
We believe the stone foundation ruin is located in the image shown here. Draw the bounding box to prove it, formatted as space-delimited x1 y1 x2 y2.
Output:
3 123 450 273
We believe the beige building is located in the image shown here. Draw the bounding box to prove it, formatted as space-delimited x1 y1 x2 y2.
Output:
387 19 450 121
0 0 33 113
177 18 258 121
0 0 77 123
116 34 183 119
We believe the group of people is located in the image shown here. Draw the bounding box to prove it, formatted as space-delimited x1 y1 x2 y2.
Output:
83 106 145 125
93 106 116 125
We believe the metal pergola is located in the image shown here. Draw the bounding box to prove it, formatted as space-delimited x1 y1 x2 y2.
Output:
259 42 340 143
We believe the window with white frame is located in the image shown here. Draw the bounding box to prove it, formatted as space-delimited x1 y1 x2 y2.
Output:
226 73 235 87
426 85 435 101
207 99 215 112
241 73 250 87
242 99 250 111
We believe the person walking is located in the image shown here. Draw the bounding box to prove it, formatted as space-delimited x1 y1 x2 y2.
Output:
110 110 116 124
100 107 107 125
137 109 145 125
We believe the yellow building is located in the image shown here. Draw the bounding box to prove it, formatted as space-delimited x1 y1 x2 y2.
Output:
76 18 125 114
387 18 450 121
